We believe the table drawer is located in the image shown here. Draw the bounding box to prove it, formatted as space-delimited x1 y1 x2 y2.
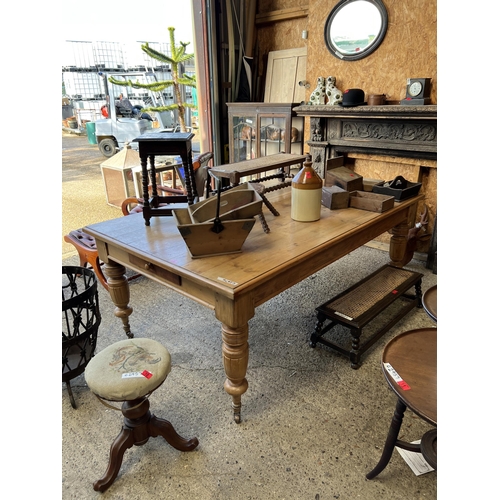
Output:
128 253 182 286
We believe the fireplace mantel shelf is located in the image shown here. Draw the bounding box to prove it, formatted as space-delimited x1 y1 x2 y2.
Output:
293 104 437 120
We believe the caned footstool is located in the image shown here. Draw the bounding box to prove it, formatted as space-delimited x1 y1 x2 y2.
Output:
85 338 199 492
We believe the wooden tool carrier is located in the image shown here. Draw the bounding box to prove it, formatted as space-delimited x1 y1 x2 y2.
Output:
173 180 263 258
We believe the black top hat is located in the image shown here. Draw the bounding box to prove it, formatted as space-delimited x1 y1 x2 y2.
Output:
341 88 366 107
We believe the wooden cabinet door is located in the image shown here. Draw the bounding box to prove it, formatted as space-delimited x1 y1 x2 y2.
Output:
264 47 307 103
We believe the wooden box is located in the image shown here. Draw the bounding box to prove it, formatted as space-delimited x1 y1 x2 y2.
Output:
349 191 394 213
372 177 422 201
362 178 384 192
325 166 363 192
321 186 349 210
172 208 256 258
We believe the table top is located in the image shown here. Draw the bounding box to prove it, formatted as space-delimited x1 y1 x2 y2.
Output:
133 132 194 143
422 285 437 322
85 190 423 308
382 327 437 426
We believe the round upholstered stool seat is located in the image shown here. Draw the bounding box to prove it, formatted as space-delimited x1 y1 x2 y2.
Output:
84 338 198 493
85 338 171 402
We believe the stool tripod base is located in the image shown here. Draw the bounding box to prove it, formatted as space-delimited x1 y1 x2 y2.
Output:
366 399 436 479
94 397 199 492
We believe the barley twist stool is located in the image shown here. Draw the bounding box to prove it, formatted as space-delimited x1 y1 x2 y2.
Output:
85 338 199 492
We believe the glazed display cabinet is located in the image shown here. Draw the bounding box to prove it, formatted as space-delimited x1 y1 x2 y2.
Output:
227 103 304 164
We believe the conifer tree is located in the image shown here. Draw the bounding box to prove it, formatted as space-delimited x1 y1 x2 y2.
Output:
108 27 196 132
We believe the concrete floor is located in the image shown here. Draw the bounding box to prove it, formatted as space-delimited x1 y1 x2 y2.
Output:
62 132 438 499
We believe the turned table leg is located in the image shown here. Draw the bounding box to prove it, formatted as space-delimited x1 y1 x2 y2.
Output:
389 221 410 268
221 322 249 424
104 260 134 338
389 202 419 267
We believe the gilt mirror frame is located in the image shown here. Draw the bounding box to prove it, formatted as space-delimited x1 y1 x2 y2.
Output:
324 0 388 61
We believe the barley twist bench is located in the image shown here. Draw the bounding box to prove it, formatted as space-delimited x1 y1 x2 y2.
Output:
209 152 307 222
85 338 199 492
310 264 423 369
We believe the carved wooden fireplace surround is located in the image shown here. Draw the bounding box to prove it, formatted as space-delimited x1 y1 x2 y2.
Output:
293 104 437 269
293 104 437 175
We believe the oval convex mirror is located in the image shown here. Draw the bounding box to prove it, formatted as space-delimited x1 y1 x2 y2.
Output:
324 0 388 61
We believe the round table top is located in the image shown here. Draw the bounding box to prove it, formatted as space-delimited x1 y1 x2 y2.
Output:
382 327 437 426
422 285 437 322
